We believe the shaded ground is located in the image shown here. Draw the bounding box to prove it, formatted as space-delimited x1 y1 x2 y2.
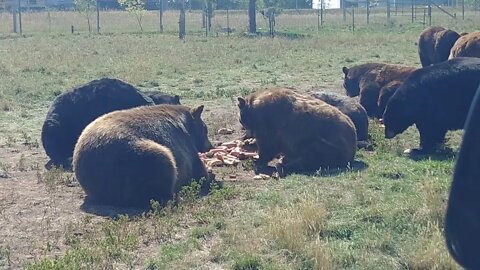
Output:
0 103 258 269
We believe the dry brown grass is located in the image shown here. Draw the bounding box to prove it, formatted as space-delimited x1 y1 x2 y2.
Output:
406 222 460 270
268 193 334 269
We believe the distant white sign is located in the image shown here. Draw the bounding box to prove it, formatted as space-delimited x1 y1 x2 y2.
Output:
312 0 341 9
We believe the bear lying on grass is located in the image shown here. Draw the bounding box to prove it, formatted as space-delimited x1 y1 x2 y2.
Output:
73 104 213 208
342 63 417 118
418 26 461 67
42 78 154 169
310 90 369 142
382 57 480 155
449 32 480 59
145 92 181 105
237 88 356 176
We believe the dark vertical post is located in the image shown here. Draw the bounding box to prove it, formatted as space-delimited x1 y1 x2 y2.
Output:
179 0 186 39
462 0 464 19
342 0 346 21
248 0 256 34
366 0 369 24
411 0 414 23
428 0 431 25
320 0 323 26
317 6 320 31
423 8 426 27
387 0 391 19
159 0 164 33
96 0 100 33
226 6 230 36
352 7 355 32
18 0 22 35
12 10 17 33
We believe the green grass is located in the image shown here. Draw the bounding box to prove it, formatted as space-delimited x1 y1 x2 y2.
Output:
1 9 477 269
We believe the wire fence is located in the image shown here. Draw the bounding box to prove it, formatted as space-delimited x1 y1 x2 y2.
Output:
1 4 479 36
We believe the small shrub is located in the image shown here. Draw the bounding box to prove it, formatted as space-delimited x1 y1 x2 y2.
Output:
232 254 263 270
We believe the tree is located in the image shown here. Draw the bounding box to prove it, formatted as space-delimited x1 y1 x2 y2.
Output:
260 0 282 37
118 0 146 31
74 0 96 33
248 0 256 34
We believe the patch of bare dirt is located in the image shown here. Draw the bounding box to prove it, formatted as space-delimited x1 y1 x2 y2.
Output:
0 105 262 269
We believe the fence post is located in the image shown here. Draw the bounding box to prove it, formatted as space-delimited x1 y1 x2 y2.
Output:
366 0 369 24
411 0 414 23
12 10 17 33
428 0 432 26
321 0 324 26
342 0 346 21
352 7 355 32
17 0 22 35
227 7 230 36
159 0 164 33
96 0 100 33
462 0 464 19
387 0 391 19
317 7 320 31
423 8 426 27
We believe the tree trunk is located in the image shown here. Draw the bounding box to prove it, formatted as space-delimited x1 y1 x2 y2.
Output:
248 0 256 34
179 0 186 39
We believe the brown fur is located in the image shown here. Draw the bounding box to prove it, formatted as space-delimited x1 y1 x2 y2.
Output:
377 80 403 120
418 26 460 67
238 88 356 176
449 32 480 59
73 105 212 208
342 63 416 118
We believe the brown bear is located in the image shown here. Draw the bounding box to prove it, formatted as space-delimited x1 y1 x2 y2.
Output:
237 88 356 176
418 26 461 67
449 32 480 59
382 57 480 155
342 63 417 117
377 80 403 121
310 90 369 142
73 104 213 208
144 91 181 105
41 78 154 170
445 85 480 270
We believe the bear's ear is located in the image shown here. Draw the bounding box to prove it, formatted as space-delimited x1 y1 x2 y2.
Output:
191 105 204 118
174 95 181 104
342 67 349 75
237 97 246 109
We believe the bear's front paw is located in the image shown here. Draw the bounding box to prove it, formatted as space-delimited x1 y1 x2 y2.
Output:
403 148 432 157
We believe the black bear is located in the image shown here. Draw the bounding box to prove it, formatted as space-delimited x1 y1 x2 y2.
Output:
445 84 480 270
237 88 356 176
41 78 154 169
310 90 369 142
382 57 480 154
145 91 181 105
73 104 212 208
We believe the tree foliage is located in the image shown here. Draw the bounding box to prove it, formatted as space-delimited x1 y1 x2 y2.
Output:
74 0 96 33
118 0 147 31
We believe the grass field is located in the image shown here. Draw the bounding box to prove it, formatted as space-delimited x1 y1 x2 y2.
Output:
0 9 479 270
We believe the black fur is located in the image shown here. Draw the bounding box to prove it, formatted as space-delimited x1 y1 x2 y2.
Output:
382 57 480 153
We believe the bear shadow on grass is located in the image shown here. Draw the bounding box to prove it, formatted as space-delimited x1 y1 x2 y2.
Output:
407 147 457 162
257 159 368 178
80 178 220 218
317 159 368 177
